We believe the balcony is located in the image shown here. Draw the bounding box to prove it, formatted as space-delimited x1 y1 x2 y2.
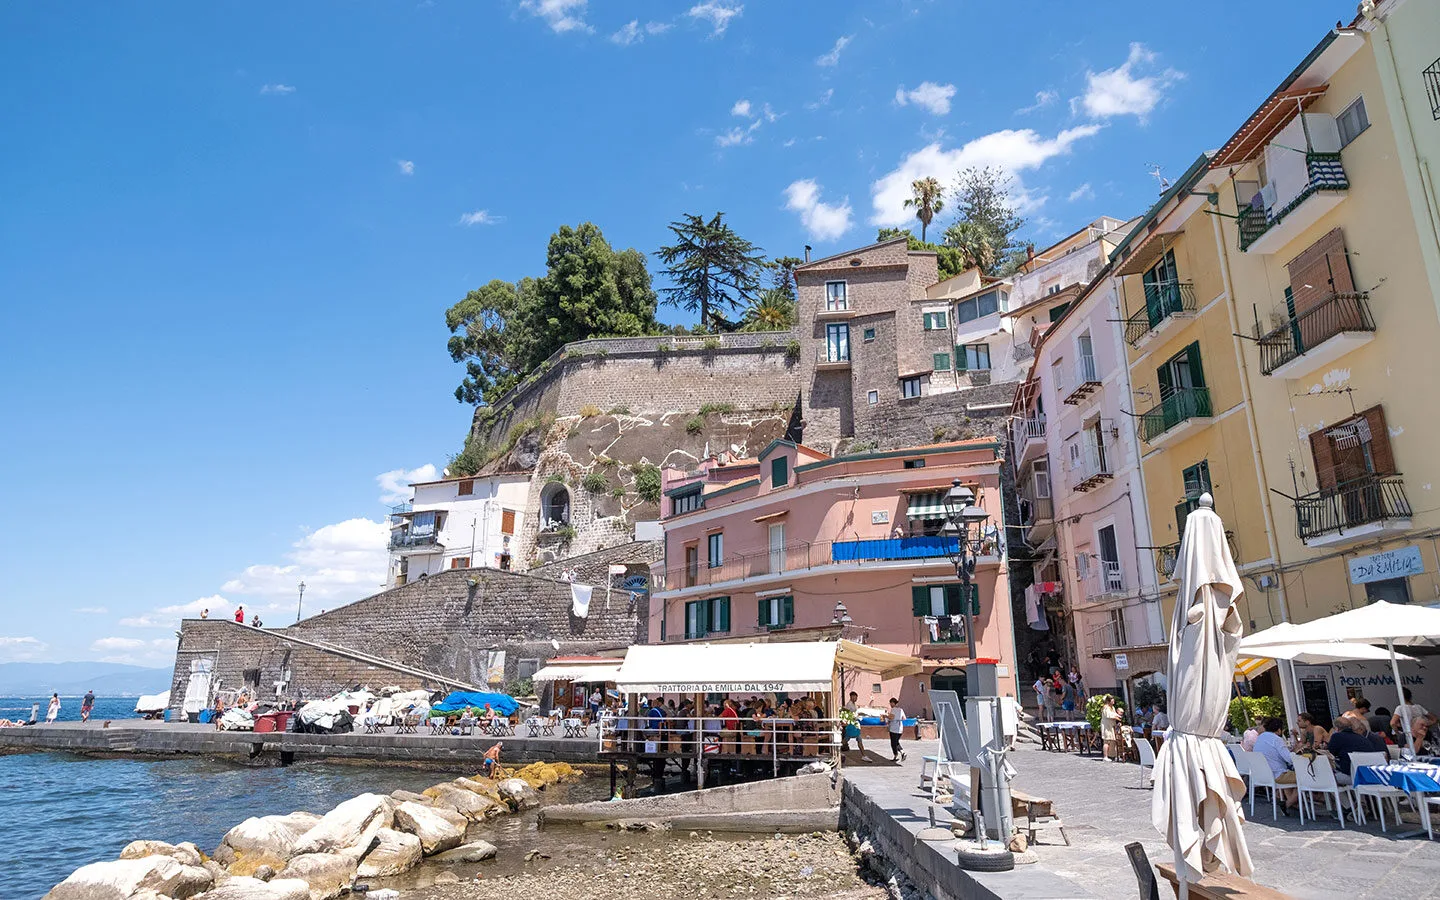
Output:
1062 355 1101 406
1124 282 1197 349
1294 473 1413 548
1068 435 1115 492
922 615 968 646
390 501 413 516
389 529 440 551
1258 291 1375 379
1237 152 1349 255
1138 387 1212 446
1012 415 1047 466
1152 530 1239 581
650 535 1002 594
1081 560 1126 604
815 344 851 370
1020 495 1055 546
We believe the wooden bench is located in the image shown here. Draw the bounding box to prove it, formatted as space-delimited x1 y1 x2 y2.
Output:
1156 862 1293 899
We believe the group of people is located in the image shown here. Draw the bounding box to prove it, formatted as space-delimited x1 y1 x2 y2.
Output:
197 606 263 627
1032 667 1086 722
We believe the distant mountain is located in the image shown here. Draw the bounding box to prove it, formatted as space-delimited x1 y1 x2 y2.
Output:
0 661 172 697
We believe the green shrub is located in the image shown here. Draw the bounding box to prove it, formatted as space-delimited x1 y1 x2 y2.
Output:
1228 695 1285 732
610 487 626 498
1133 680 1165 710
697 402 735 416
932 426 948 442
760 339 776 351
701 336 721 351
685 415 705 435
579 404 602 418
785 339 801 362
553 524 577 542
607 406 630 416
1085 694 1125 730
582 471 609 493
505 677 534 698
847 440 877 454
633 463 662 504
656 342 671 354
545 472 567 485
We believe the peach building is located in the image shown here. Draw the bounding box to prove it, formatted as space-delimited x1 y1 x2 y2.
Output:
647 439 1018 714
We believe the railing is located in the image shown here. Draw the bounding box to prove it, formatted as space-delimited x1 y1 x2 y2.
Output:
1153 530 1239 579
389 530 439 550
651 534 1002 592
1061 355 1101 403
1068 434 1115 489
1013 341 1035 363
815 344 850 365
1087 619 1131 651
1294 473 1412 542
598 715 841 774
1083 560 1126 602
1257 291 1374 375
390 501 412 516
1021 496 1054 526
1124 282 1196 346
1013 415 1047 459
1138 387 1212 443
921 615 968 645
1237 152 1349 252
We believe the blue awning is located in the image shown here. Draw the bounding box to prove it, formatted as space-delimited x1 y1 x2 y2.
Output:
831 536 958 562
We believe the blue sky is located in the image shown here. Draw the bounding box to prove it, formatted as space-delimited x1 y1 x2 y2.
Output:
0 0 1351 669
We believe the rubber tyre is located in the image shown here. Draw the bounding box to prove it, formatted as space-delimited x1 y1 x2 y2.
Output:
954 844 1015 872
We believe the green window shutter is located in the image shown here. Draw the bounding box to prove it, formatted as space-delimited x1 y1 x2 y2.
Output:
1156 359 1174 396
715 597 730 633
782 595 794 625
955 345 967 371
970 584 981 617
771 456 788 487
661 609 667 642
933 352 950 372
911 586 928 616
758 597 767 628
1185 340 1207 389
944 584 964 616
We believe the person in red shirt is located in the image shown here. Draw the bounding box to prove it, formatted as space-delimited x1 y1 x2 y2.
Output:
234 606 245 623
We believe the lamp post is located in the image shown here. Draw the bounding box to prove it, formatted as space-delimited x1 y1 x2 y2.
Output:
296 580 306 624
942 478 990 662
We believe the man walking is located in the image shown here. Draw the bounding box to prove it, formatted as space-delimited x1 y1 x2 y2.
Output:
886 697 907 762
80 690 95 724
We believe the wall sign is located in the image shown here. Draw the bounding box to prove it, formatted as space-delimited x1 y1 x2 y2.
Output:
1348 546 1424 585
872 510 890 525
1114 653 1130 672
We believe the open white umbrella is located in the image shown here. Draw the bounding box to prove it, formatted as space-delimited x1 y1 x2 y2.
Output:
1151 494 1252 892
1240 600 1440 752
1240 642 1417 665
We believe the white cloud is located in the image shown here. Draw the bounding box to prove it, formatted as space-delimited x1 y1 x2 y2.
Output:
1067 183 1095 202
815 35 852 67
521 0 592 34
259 84 295 95
1015 89 1058 115
784 179 853 241
1075 43 1182 120
74 606 108 615
0 636 48 662
221 518 390 603
397 160 415 176
120 595 230 629
611 20 670 45
731 99 752 118
90 636 174 667
868 126 1101 227
377 464 437 505
894 82 957 116
688 2 742 37
782 138 797 148
761 103 779 123
646 21 672 35
715 127 751 148
458 210 501 226
806 88 834 110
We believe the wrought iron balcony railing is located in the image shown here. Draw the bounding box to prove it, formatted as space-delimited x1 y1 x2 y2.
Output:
1294 473 1412 543
1125 282 1197 346
1257 291 1375 376
1138 387 1212 444
1237 153 1349 252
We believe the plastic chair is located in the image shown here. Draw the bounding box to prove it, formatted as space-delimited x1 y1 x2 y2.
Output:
1238 750 1279 820
1135 737 1156 789
1292 753 1355 827
1348 751 1406 831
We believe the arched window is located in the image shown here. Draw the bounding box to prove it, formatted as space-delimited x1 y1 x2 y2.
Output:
540 483 571 530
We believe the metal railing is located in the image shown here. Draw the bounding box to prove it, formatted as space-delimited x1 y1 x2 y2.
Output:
598 715 842 775
815 344 851 364
1124 282 1197 346
390 501 413 516
651 534 1000 592
1294 473 1412 542
1067 434 1115 489
1087 619 1132 652
1138 387 1212 443
1082 560 1125 601
389 530 439 550
1237 153 1349 251
920 615 968 645
1013 415 1047 459
1257 291 1374 375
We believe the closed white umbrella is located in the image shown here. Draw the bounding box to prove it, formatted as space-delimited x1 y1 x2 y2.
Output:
1151 494 1252 892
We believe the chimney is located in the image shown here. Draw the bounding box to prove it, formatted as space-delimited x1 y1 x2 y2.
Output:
804 245 812 263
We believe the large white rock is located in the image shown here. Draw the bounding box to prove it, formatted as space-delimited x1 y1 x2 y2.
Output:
277 854 356 900
119 841 205 868
430 839 498 863
45 856 213 900
291 794 391 858
214 813 322 866
496 778 541 811
193 877 312 900
391 801 465 856
355 829 423 878
424 783 498 821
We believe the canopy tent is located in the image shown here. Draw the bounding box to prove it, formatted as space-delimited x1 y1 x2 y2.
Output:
611 639 921 695
532 661 623 683
1240 641 1415 665
430 690 520 716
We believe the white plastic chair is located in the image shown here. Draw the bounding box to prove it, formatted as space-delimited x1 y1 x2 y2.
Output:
1135 737 1156 789
1292 753 1356 827
1238 750 1279 820
1348 751 1406 831
1231 746 1251 781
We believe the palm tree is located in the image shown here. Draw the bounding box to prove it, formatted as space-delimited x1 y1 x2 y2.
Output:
741 288 796 332
942 220 996 275
903 177 945 242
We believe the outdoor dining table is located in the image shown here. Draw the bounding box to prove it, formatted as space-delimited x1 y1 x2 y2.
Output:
1353 762 1440 839
1052 720 1096 755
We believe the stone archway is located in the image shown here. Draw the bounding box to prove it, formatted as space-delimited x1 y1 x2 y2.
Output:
931 667 968 702
540 482 571 530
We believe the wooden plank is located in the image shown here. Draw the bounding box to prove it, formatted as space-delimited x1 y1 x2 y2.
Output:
1156 863 1292 899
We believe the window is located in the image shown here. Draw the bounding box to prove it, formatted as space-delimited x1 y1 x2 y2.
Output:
903 459 926 469
1337 97 1369 147
684 545 699 587
932 352 951 372
517 658 540 680
956 289 1005 324
672 488 703 515
901 376 925 399
1157 341 1207 398
686 596 731 638
457 479 474 496
758 595 795 629
1366 577 1411 605
770 455 788 488
867 390 878 404
923 311 949 330
450 557 471 569
1107 608 1128 647
1046 282 1062 295
863 327 876 342
825 323 850 362
500 508 516 535
910 584 979 617
1048 302 1071 322
825 281 848 311
1033 459 1051 498
707 532 723 568
956 343 991 371
1307 405 1395 491
1182 460 1212 499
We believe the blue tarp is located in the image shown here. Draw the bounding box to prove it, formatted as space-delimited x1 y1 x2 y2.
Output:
431 691 519 716
859 716 919 727
831 536 957 562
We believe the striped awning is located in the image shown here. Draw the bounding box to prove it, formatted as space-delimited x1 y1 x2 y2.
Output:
906 492 948 519
1234 656 1276 682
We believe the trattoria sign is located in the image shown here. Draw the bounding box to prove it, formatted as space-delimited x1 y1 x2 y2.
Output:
1348 546 1424 585
623 680 829 694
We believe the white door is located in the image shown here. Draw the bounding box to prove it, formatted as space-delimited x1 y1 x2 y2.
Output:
769 522 786 574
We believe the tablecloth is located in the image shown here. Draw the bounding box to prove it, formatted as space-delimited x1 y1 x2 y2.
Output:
1354 763 1440 793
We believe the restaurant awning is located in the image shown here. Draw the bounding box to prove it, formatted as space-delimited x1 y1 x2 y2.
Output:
1233 656 1275 682
906 492 947 519
531 662 622 683
611 639 921 695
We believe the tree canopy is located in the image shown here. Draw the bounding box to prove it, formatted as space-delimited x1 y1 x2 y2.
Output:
875 228 970 282
656 212 766 331
903 177 945 243
949 166 1026 275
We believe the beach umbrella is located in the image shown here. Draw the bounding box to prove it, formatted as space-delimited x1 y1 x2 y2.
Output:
1239 600 1440 752
1151 494 1252 894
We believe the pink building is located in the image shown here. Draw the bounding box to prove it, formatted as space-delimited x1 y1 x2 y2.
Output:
647 439 1019 714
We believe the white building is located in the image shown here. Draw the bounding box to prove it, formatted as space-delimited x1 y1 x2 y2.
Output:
387 473 530 586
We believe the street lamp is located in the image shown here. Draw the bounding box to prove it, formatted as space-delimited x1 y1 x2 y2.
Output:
831 600 853 626
296 580 306 624
942 479 990 660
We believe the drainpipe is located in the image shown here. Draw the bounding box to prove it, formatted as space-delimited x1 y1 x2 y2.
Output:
1209 201 1299 728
